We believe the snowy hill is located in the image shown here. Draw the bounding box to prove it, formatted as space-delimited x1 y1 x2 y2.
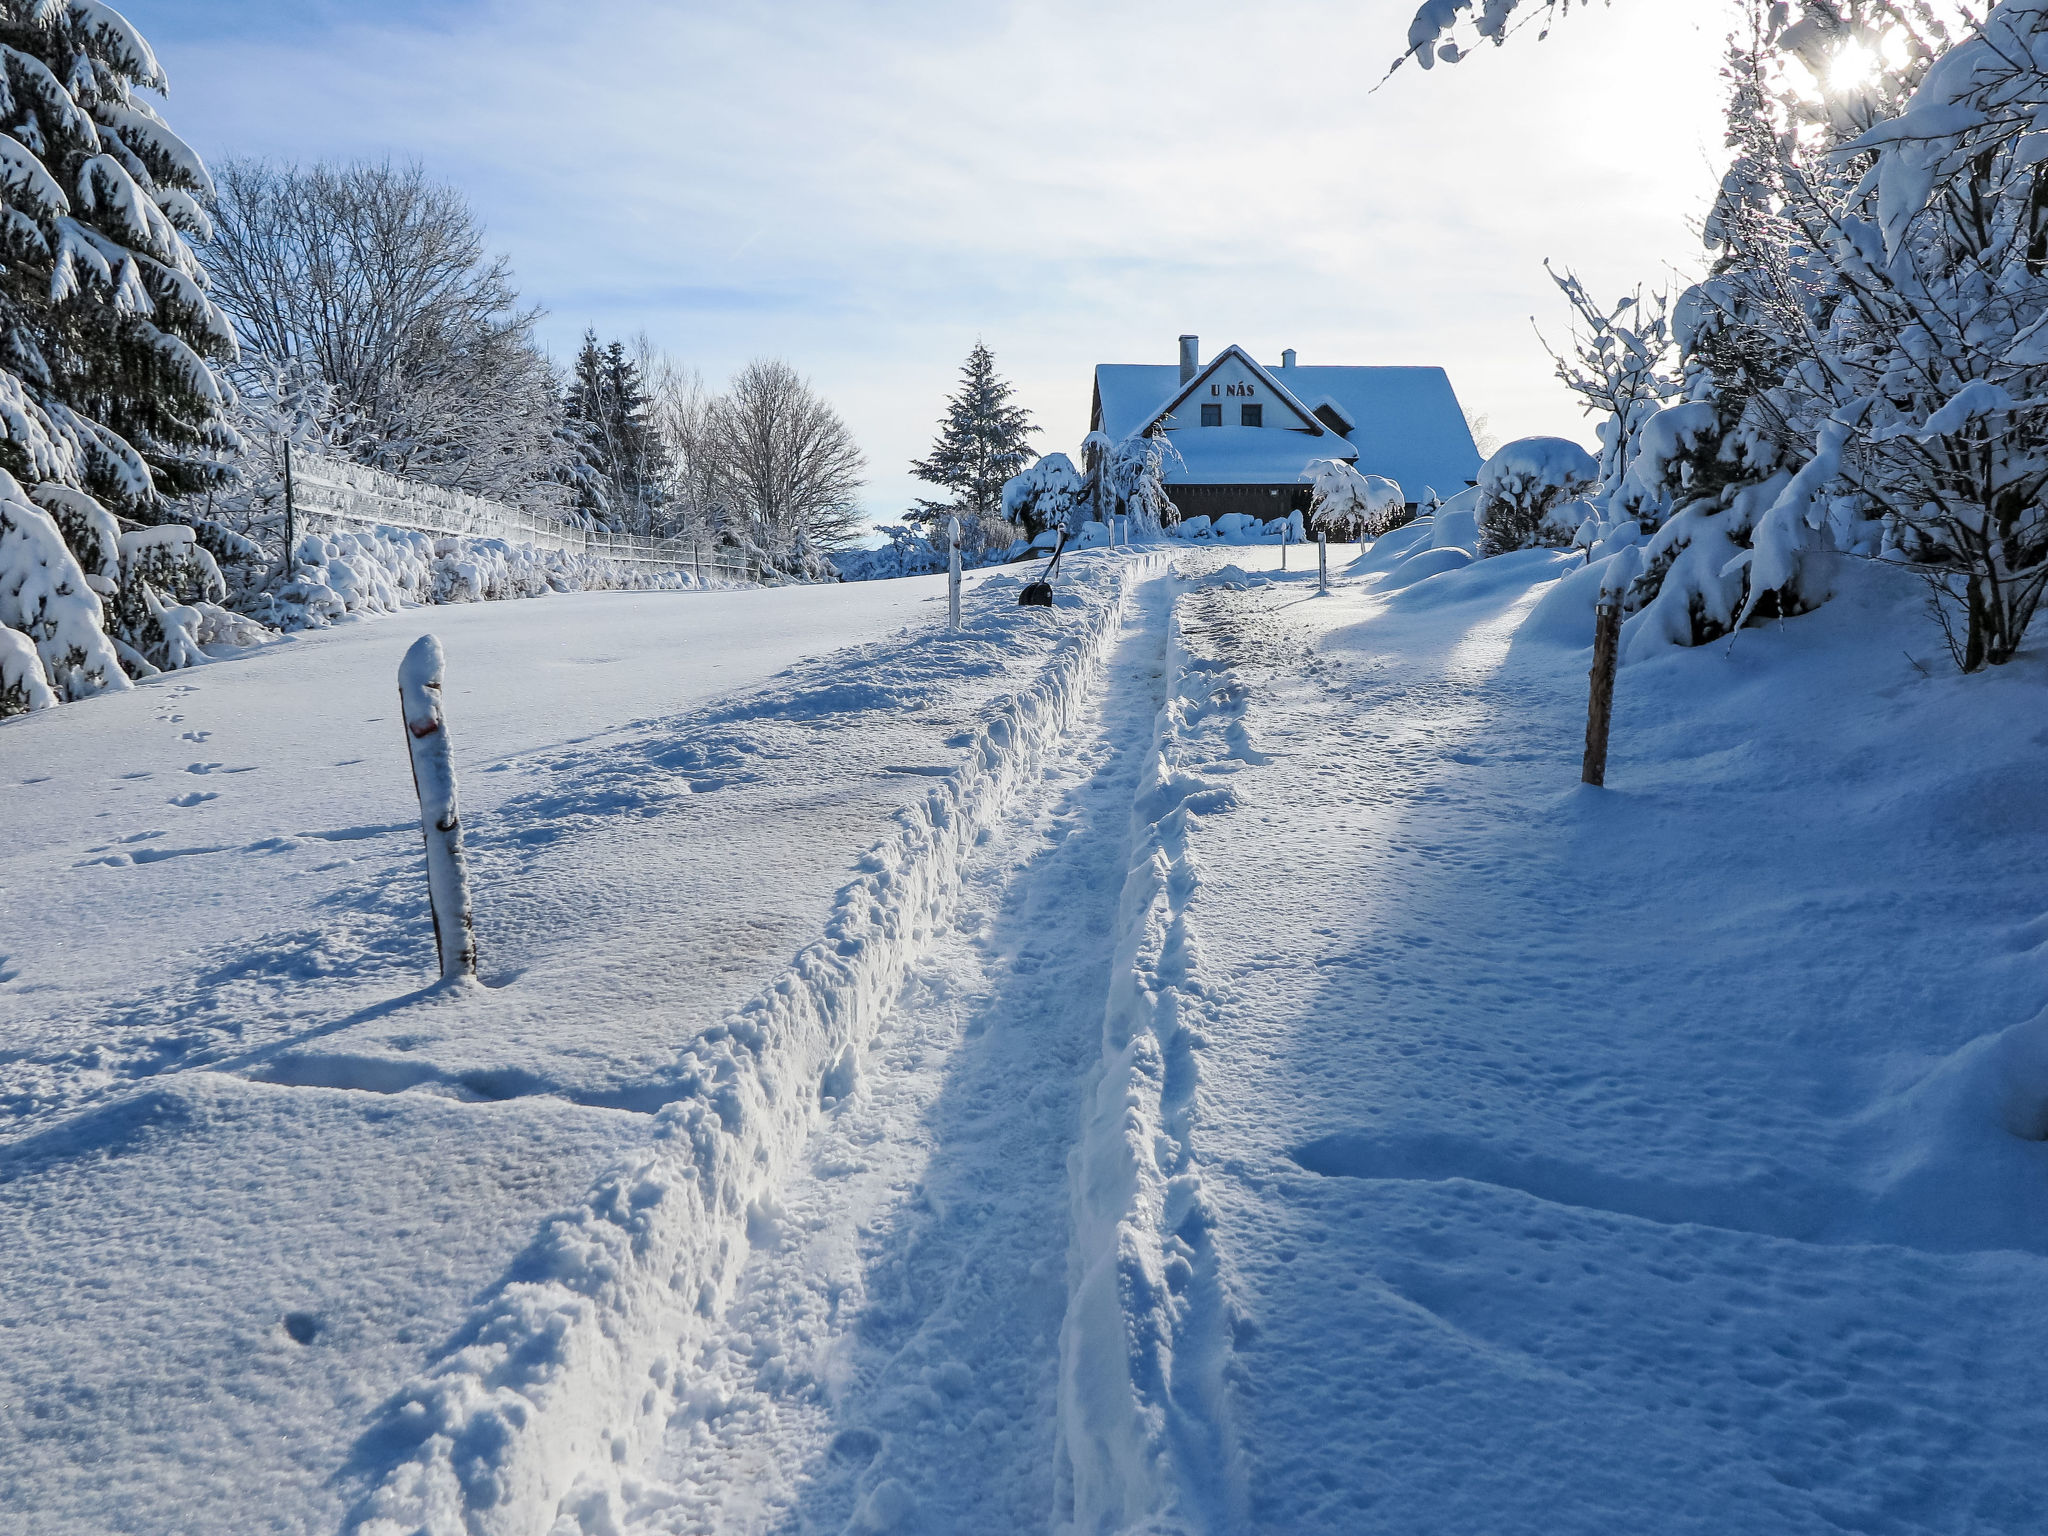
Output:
4 538 2046 1533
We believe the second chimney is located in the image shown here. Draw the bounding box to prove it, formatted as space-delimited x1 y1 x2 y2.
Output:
1179 334 1199 384
1282 348 1297 369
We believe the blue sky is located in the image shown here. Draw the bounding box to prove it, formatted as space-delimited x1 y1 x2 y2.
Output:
124 0 1734 523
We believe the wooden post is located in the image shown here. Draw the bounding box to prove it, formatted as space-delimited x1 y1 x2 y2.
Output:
1318 532 1329 591
1582 597 1622 787
398 635 477 980
947 516 962 631
281 432 298 583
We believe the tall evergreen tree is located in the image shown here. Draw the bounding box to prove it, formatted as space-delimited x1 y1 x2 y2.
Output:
563 330 668 533
0 3 236 507
908 341 1035 544
0 2 246 714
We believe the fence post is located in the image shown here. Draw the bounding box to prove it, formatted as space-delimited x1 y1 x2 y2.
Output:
398 635 477 980
281 434 298 582
947 516 962 631
1582 596 1623 787
1281 526 1288 570
1318 531 1329 591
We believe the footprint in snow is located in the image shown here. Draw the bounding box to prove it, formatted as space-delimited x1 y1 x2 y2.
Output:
169 791 219 808
180 730 211 743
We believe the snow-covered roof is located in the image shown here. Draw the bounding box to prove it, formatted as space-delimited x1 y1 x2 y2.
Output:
1141 345 1334 440
1158 427 1357 486
1092 352 1483 501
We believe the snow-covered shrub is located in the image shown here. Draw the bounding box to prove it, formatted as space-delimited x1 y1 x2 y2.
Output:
0 479 130 705
1107 434 1181 536
1305 459 1409 539
0 621 55 716
1476 437 1599 556
109 526 233 672
1001 452 1086 538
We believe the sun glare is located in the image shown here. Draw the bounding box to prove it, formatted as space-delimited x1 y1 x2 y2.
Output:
1828 37 1880 93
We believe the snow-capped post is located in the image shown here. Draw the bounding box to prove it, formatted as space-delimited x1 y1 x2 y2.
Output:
947 516 962 631
1318 531 1329 591
1581 595 1622 788
398 635 478 980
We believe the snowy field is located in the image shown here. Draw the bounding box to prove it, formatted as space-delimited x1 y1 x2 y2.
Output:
6 535 2046 1535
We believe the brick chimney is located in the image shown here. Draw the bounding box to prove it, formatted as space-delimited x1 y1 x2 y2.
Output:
1179 335 1199 385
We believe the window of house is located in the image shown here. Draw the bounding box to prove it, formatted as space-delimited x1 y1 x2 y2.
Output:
1240 403 1263 428
1200 403 1222 427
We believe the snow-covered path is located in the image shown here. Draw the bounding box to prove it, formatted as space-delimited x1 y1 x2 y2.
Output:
0 559 1162 1535
614 572 1174 1535
1122 547 2048 1532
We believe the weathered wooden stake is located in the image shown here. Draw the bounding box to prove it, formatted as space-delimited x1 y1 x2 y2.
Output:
947 516 962 631
1581 597 1623 787
398 635 477 980
1318 531 1329 591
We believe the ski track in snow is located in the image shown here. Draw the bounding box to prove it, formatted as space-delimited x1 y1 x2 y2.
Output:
604 572 1178 1535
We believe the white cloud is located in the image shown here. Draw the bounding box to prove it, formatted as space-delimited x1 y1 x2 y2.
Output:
135 0 1734 520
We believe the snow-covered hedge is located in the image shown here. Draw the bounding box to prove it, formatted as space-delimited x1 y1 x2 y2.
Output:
237 524 700 631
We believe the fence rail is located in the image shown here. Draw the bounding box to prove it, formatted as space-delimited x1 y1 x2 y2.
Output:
289 457 755 583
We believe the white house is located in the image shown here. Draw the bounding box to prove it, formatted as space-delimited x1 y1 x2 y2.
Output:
1090 335 1482 523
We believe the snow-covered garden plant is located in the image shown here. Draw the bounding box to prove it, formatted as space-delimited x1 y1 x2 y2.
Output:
1538 264 1682 546
0 477 125 711
1304 458 1408 539
1475 437 1599 556
0 2 248 713
1001 452 1086 538
1107 433 1181 536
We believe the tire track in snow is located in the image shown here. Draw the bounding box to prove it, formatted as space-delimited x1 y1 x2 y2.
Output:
599 571 1178 1535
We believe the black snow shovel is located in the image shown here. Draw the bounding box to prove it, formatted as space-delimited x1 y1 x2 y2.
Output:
1018 528 1068 608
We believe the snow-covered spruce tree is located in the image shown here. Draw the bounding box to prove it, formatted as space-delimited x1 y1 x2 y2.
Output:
910 340 1035 555
0 1 244 716
563 331 670 535
1304 457 1408 539
1000 451 1085 539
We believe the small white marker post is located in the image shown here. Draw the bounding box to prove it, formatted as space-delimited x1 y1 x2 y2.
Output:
947 516 962 632
1318 531 1329 591
398 635 477 981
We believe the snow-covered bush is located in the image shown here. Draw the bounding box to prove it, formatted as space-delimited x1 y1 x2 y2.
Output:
1476 437 1599 556
1107 434 1181 536
0 481 130 711
231 521 693 630
1001 452 1086 538
1304 458 1408 539
0 621 55 715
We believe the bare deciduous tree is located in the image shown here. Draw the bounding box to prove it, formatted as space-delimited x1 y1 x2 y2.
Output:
703 358 866 573
203 158 571 510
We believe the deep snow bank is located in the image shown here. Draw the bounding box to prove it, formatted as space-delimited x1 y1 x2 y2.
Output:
346 553 1167 1536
